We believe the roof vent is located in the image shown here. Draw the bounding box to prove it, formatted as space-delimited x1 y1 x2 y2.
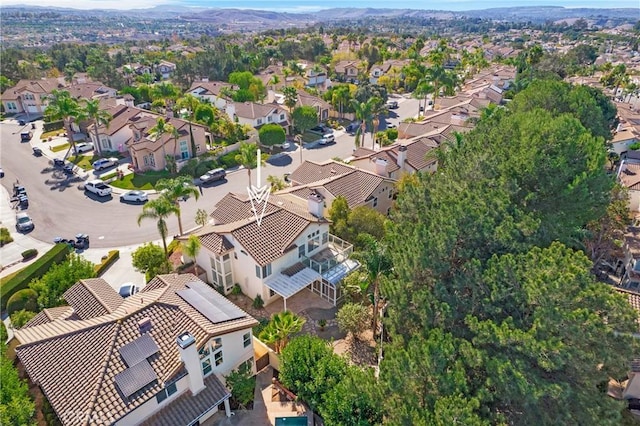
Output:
139 317 152 334
330 168 336 174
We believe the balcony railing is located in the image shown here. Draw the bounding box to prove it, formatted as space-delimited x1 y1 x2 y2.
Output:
301 234 353 276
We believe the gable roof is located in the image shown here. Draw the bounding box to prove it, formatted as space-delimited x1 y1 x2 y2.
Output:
278 160 394 208
62 278 124 320
195 192 326 265
1 78 65 100
619 162 640 191
65 82 115 101
289 160 353 185
15 274 257 425
187 81 235 97
231 102 286 120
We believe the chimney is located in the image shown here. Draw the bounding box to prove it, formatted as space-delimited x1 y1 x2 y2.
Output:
307 191 325 218
375 157 388 176
176 332 206 395
397 145 407 170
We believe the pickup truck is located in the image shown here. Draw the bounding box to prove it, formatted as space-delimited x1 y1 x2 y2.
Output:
85 180 112 197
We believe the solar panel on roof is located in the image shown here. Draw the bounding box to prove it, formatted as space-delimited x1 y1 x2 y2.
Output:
114 359 157 398
176 281 245 324
118 334 159 367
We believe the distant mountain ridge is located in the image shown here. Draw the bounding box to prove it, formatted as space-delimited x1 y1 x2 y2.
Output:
0 5 637 25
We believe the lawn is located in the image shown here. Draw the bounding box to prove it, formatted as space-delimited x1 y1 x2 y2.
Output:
110 170 172 190
51 143 70 152
40 129 65 140
68 154 98 171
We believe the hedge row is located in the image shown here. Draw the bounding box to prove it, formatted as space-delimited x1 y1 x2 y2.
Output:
43 120 64 133
94 250 120 276
0 243 71 311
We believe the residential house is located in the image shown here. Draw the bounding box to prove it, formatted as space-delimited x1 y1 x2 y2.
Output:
88 103 209 169
1 77 66 117
611 102 640 156
183 193 359 307
306 66 327 87
13 275 258 426
348 136 441 179
368 59 410 84
226 102 288 132
609 288 640 419
66 82 117 102
278 160 397 216
334 61 362 82
295 90 332 122
156 60 177 80
618 160 640 212
187 81 236 110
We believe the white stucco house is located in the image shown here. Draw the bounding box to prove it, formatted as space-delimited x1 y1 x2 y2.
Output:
225 102 289 131
182 192 359 308
12 275 258 426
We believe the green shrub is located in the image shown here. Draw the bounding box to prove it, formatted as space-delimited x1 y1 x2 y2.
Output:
253 295 264 309
630 142 640 151
10 309 37 329
231 284 243 296
21 249 38 260
0 228 13 247
217 151 240 169
167 239 181 256
252 317 270 336
0 243 71 311
6 289 39 315
94 250 119 276
42 120 64 133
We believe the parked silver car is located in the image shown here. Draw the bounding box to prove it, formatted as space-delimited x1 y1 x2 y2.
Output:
16 212 34 232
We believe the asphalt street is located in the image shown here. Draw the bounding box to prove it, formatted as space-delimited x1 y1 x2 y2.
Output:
0 96 419 249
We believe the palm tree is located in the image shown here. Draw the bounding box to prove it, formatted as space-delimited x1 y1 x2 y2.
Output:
175 94 201 121
156 177 200 236
268 74 280 90
44 90 84 159
351 97 381 149
354 234 392 338
148 117 176 171
369 98 385 149
137 198 180 257
413 78 434 115
182 234 202 278
235 142 261 187
84 99 112 156
258 311 305 353
426 65 458 110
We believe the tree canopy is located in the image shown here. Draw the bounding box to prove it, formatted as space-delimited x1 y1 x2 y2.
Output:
291 106 318 134
258 123 286 147
379 81 638 424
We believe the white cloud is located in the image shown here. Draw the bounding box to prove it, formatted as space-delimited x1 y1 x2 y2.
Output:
4 0 174 10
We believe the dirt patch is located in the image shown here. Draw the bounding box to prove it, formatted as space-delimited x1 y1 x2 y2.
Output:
332 330 377 367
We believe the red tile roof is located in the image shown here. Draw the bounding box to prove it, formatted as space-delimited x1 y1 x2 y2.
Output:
15 274 257 425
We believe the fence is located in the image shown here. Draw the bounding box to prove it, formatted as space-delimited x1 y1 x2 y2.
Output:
252 336 281 372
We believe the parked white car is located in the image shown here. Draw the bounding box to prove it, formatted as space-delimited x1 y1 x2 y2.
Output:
92 157 119 171
120 190 148 203
84 180 112 197
75 142 94 153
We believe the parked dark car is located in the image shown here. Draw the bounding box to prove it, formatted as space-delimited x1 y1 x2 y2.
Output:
33 147 43 156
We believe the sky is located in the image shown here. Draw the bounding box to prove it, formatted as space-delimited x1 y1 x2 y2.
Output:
4 0 640 11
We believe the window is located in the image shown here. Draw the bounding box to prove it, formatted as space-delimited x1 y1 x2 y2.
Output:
322 232 328 245
262 263 272 278
202 358 212 376
180 140 189 159
234 252 238 260
267 116 272 122
155 382 178 403
241 250 247 256
214 350 224 366
256 265 261 278
308 236 320 253
269 289 276 297
213 337 222 350
199 344 210 359
298 245 305 258
388 190 393 199
257 118 263 125
280 114 285 121
243 332 251 348
372 197 378 207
